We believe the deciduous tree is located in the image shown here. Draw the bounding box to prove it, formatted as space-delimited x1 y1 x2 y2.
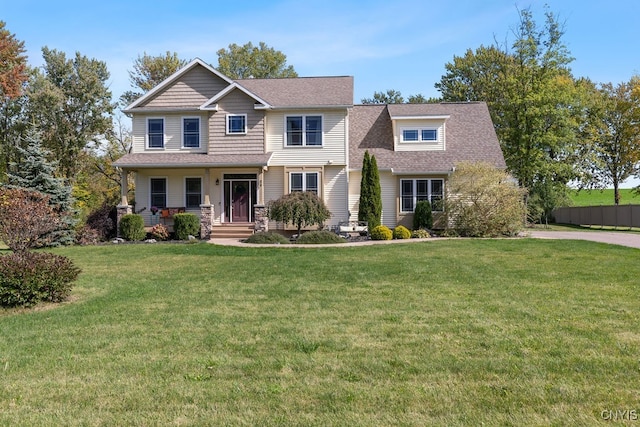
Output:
0 21 28 99
216 42 297 79
267 191 331 237
120 51 188 106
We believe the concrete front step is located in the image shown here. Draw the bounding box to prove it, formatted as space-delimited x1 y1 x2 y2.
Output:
212 223 254 239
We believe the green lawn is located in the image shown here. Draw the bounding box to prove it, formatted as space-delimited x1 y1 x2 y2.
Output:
1 240 639 425
569 188 640 206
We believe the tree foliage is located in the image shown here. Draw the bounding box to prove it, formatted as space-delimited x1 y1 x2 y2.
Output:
0 21 28 99
358 151 382 228
27 47 113 180
216 42 297 79
580 76 640 205
120 51 188 106
436 7 583 216
0 187 62 252
445 162 526 237
267 191 331 237
361 89 437 104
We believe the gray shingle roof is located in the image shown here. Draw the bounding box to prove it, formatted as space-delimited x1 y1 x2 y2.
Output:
349 102 505 173
113 153 273 168
236 76 354 108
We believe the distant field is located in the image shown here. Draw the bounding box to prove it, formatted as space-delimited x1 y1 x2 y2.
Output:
569 188 640 206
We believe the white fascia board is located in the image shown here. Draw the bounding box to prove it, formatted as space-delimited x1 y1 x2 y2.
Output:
125 58 233 111
201 82 271 110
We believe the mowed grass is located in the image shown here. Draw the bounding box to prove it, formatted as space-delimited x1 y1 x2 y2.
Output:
569 188 640 206
1 240 639 426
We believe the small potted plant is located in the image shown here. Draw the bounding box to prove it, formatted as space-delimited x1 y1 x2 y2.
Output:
150 206 159 224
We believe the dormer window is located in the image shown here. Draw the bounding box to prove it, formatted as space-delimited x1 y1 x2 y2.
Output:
401 127 438 143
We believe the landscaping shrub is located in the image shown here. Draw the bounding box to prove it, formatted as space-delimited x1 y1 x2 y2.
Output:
244 231 290 244
119 214 146 241
370 225 392 240
173 213 200 240
413 200 433 230
0 251 81 307
411 229 431 239
267 192 331 237
296 230 345 244
149 224 170 241
392 225 411 239
85 202 116 241
76 225 101 245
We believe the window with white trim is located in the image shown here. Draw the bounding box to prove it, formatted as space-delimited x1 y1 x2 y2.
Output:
182 117 200 148
150 178 167 208
185 177 202 209
147 118 164 148
400 178 444 212
286 115 322 146
289 172 319 195
401 127 438 142
227 114 247 134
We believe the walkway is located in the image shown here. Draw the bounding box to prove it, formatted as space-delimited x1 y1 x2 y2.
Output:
528 230 640 249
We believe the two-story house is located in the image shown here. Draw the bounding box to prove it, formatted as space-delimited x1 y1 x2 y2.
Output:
114 58 505 238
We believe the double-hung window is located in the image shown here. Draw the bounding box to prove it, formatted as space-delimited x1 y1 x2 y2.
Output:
286 115 322 146
183 118 200 148
148 118 164 148
185 177 202 209
150 178 167 209
227 114 247 134
290 172 319 195
400 178 444 212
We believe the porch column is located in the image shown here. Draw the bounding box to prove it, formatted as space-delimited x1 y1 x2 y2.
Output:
254 204 268 233
116 168 133 238
200 168 214 239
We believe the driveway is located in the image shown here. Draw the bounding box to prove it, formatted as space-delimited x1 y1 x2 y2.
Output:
528 230 640 249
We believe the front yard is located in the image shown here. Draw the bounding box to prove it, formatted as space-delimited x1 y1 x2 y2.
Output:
1 239 639 425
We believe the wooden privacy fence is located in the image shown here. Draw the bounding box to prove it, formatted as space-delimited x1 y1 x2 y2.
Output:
553 205 640 228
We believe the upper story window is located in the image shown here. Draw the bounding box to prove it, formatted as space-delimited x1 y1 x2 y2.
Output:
227 114 247 134
400 178 444 213
286 115 322 147
182 118 200 148
401 127 438 143
290 172 319 195
148 118 164 148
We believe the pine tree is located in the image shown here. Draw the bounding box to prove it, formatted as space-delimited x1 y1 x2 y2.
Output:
7 128 76 245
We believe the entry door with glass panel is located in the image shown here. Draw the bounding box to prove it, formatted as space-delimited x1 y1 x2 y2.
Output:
223 174 257 223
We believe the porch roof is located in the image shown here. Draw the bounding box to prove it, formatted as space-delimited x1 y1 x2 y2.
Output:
113 152 273 169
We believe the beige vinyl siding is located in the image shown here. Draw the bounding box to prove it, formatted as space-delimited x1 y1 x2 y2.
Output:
262 166 284 230
131 114 208 153
144 66 228 108
393 118 446 152
323 166 349 225
208 89 265 155
265 110 348 166
349 170 397 228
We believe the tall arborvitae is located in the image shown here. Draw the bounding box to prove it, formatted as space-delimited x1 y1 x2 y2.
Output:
7 128 76 245
368 154 382 228
358 150 372 223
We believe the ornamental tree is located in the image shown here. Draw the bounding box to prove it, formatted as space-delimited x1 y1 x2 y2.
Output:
267 191 331 237
358 150 382 228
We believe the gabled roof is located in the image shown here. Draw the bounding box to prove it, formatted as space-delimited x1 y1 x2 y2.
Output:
124 58 233 112
200 82 271 110
350 102 506 174
235 76 354 109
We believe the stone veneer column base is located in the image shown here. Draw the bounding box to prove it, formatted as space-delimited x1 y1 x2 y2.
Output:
200 204 215 239
116 205 133 238
253 204 268 233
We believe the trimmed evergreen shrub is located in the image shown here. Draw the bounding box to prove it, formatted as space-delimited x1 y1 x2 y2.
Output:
296 230 346 244
0 252 81 307
392 225 411 239
370 225 392 240
244 231 290 244
173 213 200 240
411 229 431 239
413 200 433 230
119 214 146 241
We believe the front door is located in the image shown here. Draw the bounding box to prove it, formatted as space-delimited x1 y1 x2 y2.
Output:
232 181 249 222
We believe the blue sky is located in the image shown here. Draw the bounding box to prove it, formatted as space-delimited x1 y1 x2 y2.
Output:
3 0 640 185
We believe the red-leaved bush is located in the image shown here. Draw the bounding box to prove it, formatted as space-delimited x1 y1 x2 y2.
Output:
0 252 81 307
